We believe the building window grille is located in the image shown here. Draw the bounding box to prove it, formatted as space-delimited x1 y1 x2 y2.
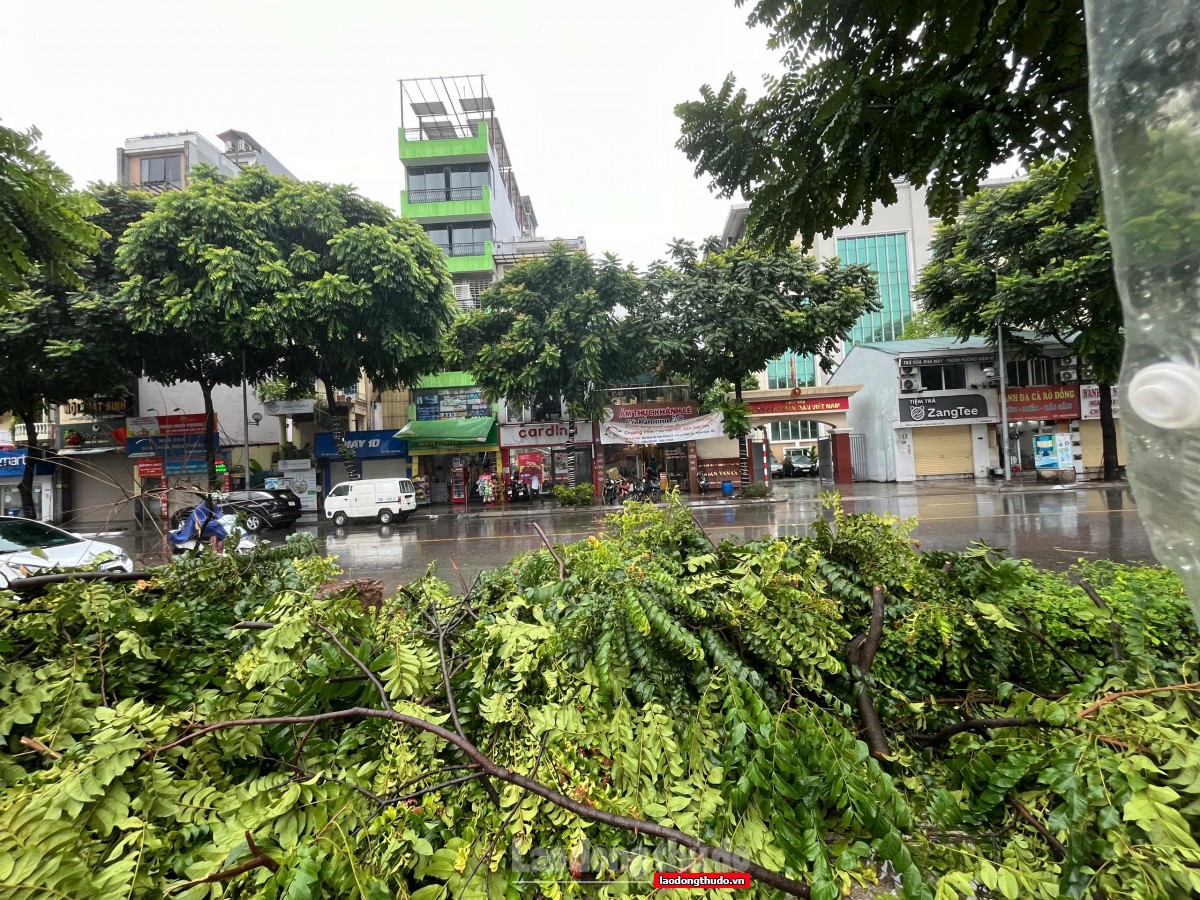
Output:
139 155 182 187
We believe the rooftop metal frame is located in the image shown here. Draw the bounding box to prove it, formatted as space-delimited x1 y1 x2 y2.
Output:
399 74 534 237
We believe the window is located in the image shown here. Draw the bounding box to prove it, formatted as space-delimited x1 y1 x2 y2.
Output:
425 222 491 254
771 420 820 442
836 233 913 346
139 155 182 186
918 364 966 391
766 353 817 390
0 520 80 552
329 484 350 497
409 164 490 197
1006 358 1051 387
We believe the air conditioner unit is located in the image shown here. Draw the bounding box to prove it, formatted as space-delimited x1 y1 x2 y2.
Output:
900 377 922 393
1059 355 1080 367
1060 368 1078 383
505 406 527 423
453 283 473 301
900 366 919 377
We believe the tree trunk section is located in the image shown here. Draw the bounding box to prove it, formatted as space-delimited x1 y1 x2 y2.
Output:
735 382 750 489
565 417 576 489
1098 382 1119 481
201 380 218 492
324 378 358 481
15 409 40 519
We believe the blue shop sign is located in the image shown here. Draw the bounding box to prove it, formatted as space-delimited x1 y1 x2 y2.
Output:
315 430 408 460
0 450 56 478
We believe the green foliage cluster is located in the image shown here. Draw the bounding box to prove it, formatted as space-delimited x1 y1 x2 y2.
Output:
552 484 594 507
2 500 1197 899
735 482 771 499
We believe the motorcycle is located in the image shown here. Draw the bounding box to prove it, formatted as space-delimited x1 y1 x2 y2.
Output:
167 498 256 555
505 479 532 503
630 476 661 504
697 471 711 495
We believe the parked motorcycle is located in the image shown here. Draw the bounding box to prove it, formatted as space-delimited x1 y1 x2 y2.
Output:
603 478 622 505
505 479 532 503
697 471 711 495
631 476 662 504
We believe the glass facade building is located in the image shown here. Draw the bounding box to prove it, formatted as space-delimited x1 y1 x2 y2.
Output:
836 233 914 345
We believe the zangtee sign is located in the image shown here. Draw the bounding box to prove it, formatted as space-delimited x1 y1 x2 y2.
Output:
899 392 993 424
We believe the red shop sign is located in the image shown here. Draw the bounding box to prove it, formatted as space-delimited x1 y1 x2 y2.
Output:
746 396 850 415
1006 385 1080 420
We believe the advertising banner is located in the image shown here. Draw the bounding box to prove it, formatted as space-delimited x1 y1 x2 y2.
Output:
276 459 318 511
605 402 699 426
125 415 213 470
314 430 408 459
600 412 726 445
1005 385 1081 420
263 399 316 416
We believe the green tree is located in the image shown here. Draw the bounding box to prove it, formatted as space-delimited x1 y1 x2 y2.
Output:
643 239 877 486
899 308 952 340
675 1 1090 247
0 123 103 306
917 162 1123 478
0 184 154 517
446 244 644 488
119 167 454 488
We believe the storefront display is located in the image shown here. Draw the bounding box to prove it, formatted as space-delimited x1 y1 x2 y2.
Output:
414 387 491 421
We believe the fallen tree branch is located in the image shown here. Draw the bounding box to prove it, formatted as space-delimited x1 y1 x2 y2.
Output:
1079 579 1124 661
146 706 812 899
1010 797 1067 859
529 522 565 581
847 585 889 760
230 621 275 631
314 622 392 713
19 735 62 759
6 570 156 595
166 831 279 894
1079 683 1200 719
912 717 1068 747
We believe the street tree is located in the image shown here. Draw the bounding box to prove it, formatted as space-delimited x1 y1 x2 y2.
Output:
675 0 1090 247
916 162 1123 479
119 167 455 488
643 239 877 486
0 184 154 517
446 244 644 487
0 123 103 306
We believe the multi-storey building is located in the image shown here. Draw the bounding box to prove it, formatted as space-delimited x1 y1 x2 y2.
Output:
117 129 295 193
722 182 937 456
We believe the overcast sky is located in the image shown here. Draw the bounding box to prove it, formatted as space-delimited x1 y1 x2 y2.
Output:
4 0 780 270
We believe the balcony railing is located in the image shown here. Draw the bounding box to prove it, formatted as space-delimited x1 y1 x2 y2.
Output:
12 423 54 442
436 242 487 258
404 122 481 142
407 186 485 204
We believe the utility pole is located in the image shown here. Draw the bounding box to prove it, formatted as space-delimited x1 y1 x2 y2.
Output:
242 351 251 492
997 320 1012 483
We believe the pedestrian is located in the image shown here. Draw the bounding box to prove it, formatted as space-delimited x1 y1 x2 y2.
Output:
531 471 542 505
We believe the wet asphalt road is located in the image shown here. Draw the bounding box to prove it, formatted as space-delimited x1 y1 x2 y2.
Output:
106 479 1152 595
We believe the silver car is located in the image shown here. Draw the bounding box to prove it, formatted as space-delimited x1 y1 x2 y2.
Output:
0 516 133 588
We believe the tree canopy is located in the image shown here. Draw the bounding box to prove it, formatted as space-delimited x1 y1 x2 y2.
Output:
0 184 154 516
916 162 1123 477
118 166 455 486
445 244 644 423
0 123 103 307
675 0 1089 247
643 239 877 483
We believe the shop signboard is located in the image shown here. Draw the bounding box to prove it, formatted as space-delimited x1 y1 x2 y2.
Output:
500 421 596 448
134 455 219 476
263 399 316 416
414 387 490 421
1080 384 1121 420
898 353 996 367
898 391 994 425
314 430 408 459
745 396 851 416
1005 385 1081 420
600 412 725 445
124 415 213 472
605 401 699 426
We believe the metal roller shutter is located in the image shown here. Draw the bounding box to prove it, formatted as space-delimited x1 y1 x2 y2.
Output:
1080 420 1122 469
913 425 974 476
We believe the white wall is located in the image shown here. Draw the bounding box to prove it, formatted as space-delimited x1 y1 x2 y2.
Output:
487 145 523 244
809 181 935 277
831 347 902 481
138 378 279 448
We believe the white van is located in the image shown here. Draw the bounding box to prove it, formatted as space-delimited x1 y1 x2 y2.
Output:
324 478 417 526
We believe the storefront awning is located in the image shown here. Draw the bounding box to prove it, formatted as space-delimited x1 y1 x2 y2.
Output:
396 417 498 448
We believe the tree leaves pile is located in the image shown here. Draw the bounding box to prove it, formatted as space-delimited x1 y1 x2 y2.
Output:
2 501 1198 898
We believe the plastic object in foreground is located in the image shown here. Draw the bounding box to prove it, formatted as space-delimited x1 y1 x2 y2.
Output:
1088 1 1200 623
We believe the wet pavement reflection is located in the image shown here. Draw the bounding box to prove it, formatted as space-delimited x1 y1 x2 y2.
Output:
108 479 1152 595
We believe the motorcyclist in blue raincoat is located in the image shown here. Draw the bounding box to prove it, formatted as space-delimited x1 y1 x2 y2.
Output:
167 492 229 553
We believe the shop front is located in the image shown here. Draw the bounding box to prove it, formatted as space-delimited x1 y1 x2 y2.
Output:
499 421 596 497
1004 385 1084 477
315 429 411 499
396 418 499 505
599 407 726 494
0 448 55 520
1079 385 1121 474
896 391 998 480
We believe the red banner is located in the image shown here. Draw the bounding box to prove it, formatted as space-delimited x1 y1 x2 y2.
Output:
1005 385 1080 420
746 396 850 415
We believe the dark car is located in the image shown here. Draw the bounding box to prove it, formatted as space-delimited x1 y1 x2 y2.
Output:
786 449 819 477
171 489 304 532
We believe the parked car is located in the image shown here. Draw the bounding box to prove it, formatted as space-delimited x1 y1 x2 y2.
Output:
324 478 417 526
0 516 132 587
786 449 819 477
170 489 304 532
770 458 784 478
